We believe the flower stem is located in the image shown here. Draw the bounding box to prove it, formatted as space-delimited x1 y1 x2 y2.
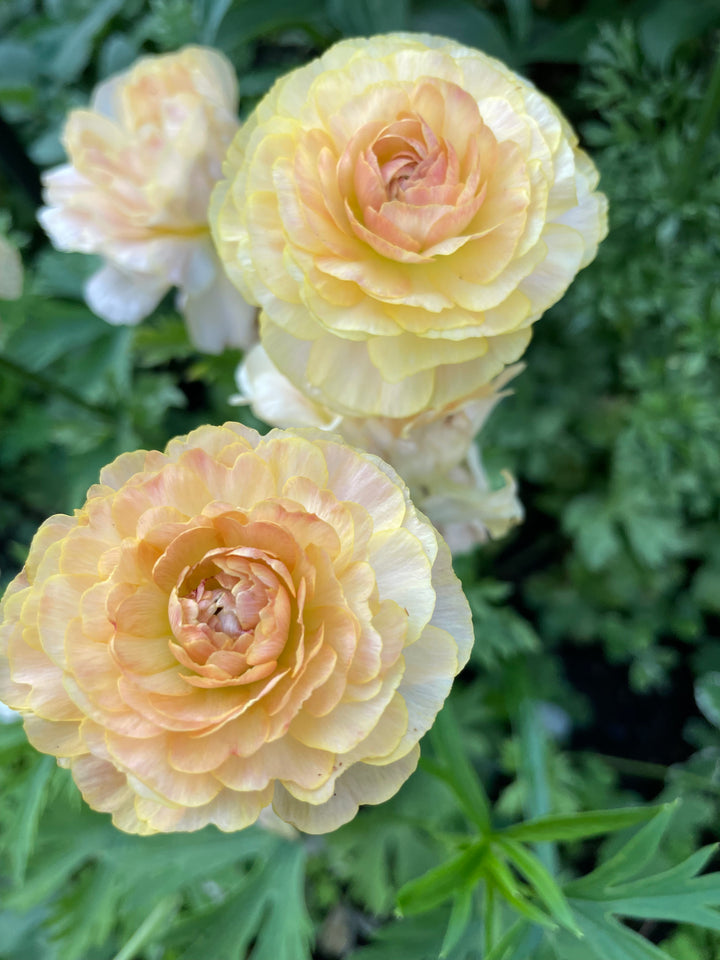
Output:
111 895 181 960
429 700 493 834
513 671 559 875
590 751 720 797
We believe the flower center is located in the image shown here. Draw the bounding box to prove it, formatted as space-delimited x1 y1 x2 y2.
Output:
168 549 293 688
371 116 445 201
343 103 487 258
188 576 263 643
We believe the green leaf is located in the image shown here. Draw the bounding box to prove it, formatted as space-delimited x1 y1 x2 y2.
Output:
513 690 557 874
196 0 235 43
350 911 472 960
524 14 598 63
494 838 581 936
502 805 665 844
502 0 532 44
563 494 622 571
111 895 182 960
172 840 312 960
585 845 720 931
214 0 326 50
695 672 720 729
410 0 513 64
483 919 530 960
566 804 677 894
465 580 539 670
553 901 671 960
638 0 720 69
326 0 409 34
2 300 109 373
429 701 492 833
439 885 474 959
553 800 720 956
50 0 126 82
482 861 557 932
10 755 55 884
48 859 119 960
397 842 487 917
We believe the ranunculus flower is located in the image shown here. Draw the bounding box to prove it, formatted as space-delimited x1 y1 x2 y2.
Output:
235 344 523 553
38 47 255 354
212 33 608 417
0 423 472 834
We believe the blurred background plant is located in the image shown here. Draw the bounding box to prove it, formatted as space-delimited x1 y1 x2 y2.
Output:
1 1 720 958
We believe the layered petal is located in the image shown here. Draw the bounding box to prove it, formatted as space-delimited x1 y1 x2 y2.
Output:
211 32 607 417
0 424 471 834
39 46 255 353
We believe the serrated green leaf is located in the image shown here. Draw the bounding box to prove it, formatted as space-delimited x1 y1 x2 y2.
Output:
587 845 720 931
567 804 677 894
563 495 622 571
559 901 671 960
172 840 312 960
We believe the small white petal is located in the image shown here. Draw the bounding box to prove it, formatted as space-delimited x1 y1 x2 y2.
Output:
85 263 168 325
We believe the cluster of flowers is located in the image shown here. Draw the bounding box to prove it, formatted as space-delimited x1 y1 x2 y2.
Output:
0 35 606 835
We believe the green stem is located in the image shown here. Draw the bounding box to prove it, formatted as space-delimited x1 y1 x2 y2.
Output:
514 676 559 876
591 752 720 797
429 701 492 834
483 881 497 956
111 895 181 960
676 42 720 202
0 354 115 420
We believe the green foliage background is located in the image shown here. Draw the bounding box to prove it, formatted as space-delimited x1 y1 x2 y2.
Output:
1 1 720 957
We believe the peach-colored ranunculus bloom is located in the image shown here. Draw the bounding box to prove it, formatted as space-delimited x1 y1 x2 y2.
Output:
235 344 523 553
212 34 607 417
0 424 472 834
38 47 255 354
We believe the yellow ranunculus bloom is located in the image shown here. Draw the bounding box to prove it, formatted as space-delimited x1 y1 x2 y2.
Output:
0 424 472 834
39 47 255 353
212 34 607 417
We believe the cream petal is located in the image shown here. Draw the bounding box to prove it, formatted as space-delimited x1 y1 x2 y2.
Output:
272 746 419 833
428 539 473 668
105 731 222 806
178 250 257 354
289 659 404 753
85 263 168 326
367 528 435 641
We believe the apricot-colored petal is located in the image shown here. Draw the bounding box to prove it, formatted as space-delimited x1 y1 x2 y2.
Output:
272 745 419 833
